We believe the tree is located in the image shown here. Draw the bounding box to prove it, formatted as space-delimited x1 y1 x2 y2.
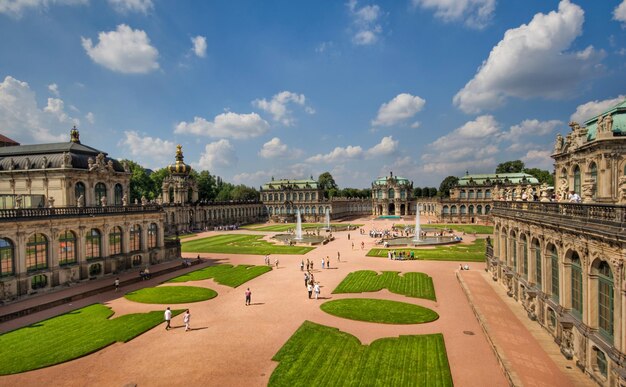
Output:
413 187 423 197
230 185 259 201
428 187 438 198
149 168 170 198
524 168 554 186
196 170 217 200
318 172 338 198
121 159 157 202
438 176 459 197
496 160 525 174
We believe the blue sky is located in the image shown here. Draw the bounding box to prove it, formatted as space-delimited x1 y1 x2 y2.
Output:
1 0 625 188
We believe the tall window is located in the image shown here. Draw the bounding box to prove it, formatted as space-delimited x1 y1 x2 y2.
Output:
130 224 141 252
58 230 77 266
573 165 581 196
109 226 122 255
388 189 395 199
598 261 614 341
521 235 528 279
477 190 483 198
86 228 101 260
533 240 541 288
485 189 491 199
477 205 482 215
95 183 107 205
460 190 466 198
571 253 583 318
75 182 85 204
485 205 491 214
511 234 517 270
27 233 48 271
400 190 406 199
311 192 316 200
460 205 467 214
590 163 597 200
114 184 123 206
148 223 158 249
0 238 14 277
550 246 559 302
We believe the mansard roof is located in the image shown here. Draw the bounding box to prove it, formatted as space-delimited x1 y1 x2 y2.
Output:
457 173 539 186
584 98 626 140
262 178 320 190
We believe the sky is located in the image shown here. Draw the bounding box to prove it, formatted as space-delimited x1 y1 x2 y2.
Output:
1 0 626 189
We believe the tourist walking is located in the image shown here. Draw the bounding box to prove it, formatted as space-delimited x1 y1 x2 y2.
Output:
351 242 354 250
348 233 350 240
326 256 330 269
361 241 365 250
183 309 191 331
275 258 279 268
164 307 172 330
114 277 120 292
314 283 320 300
337 251 340 262
307 283 313 299
245 288 252 306
304 272 309 287
300 260 304 271
321 258 325 269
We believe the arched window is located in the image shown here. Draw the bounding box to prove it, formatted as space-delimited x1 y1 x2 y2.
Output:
388 189 395 199
109 226 122 255
532 239 541 288
311 192 316 200
311 206 316 214
299 193 303 201
0 238 15 277
485 205 491 214
280 193 284 201
469 205 474 215
305 193 310 201
589 162 597 200
511 232 517 270
169 187 174 203
130 224 141 251
521 235 528 279
59 230 77 266
477 205 482 214
571 252 582 318
75 182 85 204
148 223 158 249
400 190 406 199
86 228 101 260
114 184 123 206
441 205 448 214
95 183 107 205
468 190 475 199
476 190 483 199
460 205 466 214
27 233 48 271
450 205 457 214
573 165 581 195
460 190 466 199
597 261 614 340
377 190 382 199
485 189 491 199
549 245 559 302
305 206 310 214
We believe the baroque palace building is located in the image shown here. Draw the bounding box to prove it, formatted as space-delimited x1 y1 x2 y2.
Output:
487 99 626 386
371 172 414 216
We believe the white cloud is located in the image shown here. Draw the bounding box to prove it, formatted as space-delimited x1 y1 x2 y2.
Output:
366 136 398 156
347 0 383 45
412 0 496 29
191 35 207 58
195 139 238 172
306 136 397 163
108 0 153 14
232 163 314 187
614 1 626 25
453 0 604 114
315 41 334 53
372 93 426 127
501 119 562 140
0 0 86 18
521 149 553 170
570 95 626 123
0 76 86 143
258 137 303 159
82 24 159 74
118 131 175 168
48 83 59 96
85 112 95 124
174 112 269 139
252 91 314 126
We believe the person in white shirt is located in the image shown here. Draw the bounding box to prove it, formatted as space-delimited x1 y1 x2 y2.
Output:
568 190 581 203
183 309 191 331
314 283 320 300
164 307 172 330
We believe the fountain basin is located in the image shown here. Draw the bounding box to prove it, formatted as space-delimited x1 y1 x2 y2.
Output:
382 236 460 247
273 234 327 246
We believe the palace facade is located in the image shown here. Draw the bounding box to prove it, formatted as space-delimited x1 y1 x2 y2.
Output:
487 99 626 386
371 172 414 216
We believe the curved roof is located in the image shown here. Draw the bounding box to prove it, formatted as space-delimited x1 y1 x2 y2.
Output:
262 178 319 190
372 175 411 186
457 173 539 186
584 98 626 140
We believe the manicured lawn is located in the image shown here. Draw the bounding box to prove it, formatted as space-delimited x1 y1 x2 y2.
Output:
394 224 493 234
178 233 197 239
270 321 452 386
367 238 487 262
181 234 314 255
320 299 439 324
241 223 363 232
125 286 217 304
0 304 182 375
168 264 272 287
333 270 436 301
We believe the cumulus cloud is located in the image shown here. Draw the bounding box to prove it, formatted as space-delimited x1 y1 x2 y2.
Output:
195 139 238 172
191 35 207 58
174 112 269 139
232 163 314 187
614 1 626 25
570 95 626 123
0 0 86 18
258 137 303 159
0 76 82 143
347 0 383 45
501 119 562 141
412 0 495 29
522 149 553 170
372 93 426 127
453 0 604 114
252 91 314 126
306 136 397 163
118 131 175 167
85 112 95 124
108 0 153 14
82 24 160 74
48 83 59 96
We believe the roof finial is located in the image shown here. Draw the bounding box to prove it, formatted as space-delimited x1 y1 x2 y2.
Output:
175 144 183 161
465 170 469 176
70 126 80 144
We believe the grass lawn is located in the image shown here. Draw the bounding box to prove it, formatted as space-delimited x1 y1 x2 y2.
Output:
178 233 197 239
168 264 272 287
241 223 363 232
125 286 217 304
181 234 314 255
0 304 182 375
320 299 439 324
394 224 493 234
333 270 436 301
367 238 487 262
270 321 452 386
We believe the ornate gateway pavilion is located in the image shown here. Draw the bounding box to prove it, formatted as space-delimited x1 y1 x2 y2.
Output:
487 99 626 386
371 172 414 216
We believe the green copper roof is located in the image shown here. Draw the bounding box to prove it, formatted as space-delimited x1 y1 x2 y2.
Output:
584 98 626 141
262 178 320 190
457 173 539 186
372 175 411 186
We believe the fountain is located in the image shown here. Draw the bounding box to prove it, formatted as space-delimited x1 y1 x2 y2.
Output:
273 209 326 245
324 208 331 230
295 209 303 241
413 205 421 242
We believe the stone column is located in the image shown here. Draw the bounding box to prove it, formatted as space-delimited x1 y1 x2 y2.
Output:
49 228 60 287
78 225 88 280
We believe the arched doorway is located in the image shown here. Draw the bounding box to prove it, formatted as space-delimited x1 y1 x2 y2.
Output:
400 204 406 216
388 203 395 215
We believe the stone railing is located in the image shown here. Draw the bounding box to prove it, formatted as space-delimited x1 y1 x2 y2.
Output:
0 204 163 221
492 201 626 230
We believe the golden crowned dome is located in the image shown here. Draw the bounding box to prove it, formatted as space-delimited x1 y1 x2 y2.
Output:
168 144 192 176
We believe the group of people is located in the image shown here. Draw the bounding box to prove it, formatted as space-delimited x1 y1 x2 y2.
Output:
303 272 321 299
164 307 191 332
387 250 415 260
264 255 279 268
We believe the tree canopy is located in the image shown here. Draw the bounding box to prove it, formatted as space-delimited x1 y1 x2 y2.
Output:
438 176 459 197
495 160 525 174
524 168 554 186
